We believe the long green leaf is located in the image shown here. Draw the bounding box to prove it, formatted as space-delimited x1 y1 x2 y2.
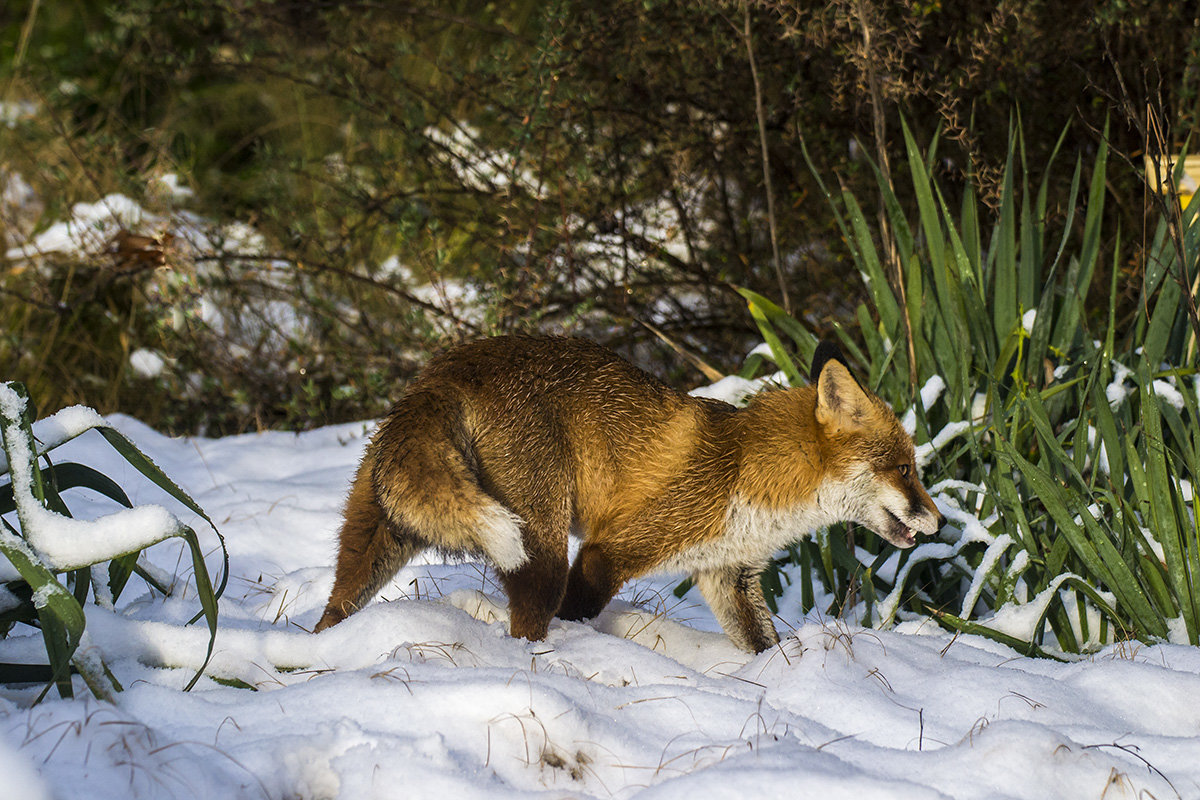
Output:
993 141 1018 341
736 287 805 386
1138 363 1198 641
45 462 134 508
179 526 220 690
0 517 86 699
94 427 229 602
996 438 1166 639
1049 124 1107 353
928 607 1064 660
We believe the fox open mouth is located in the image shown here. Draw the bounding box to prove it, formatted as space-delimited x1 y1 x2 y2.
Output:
879 510 917 548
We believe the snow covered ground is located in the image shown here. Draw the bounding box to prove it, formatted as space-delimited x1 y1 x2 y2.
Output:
2 415 1200 799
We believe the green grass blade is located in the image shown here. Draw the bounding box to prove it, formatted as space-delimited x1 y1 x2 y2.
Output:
1049 125 1107 353
735 287 805 386
996 437 1166 639
927 607 1065 660
93 427 229 601
179 526 221 691
1137 363 1198 641
842 189 900 336
992 141 1019 340
44 463 134 508
901 118 949 317
0 519 83 698
1143 265 1182 367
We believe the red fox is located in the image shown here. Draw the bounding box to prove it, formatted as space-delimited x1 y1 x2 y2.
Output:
315 335 944 652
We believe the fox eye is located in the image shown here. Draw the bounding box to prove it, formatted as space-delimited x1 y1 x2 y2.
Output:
897 464 910 478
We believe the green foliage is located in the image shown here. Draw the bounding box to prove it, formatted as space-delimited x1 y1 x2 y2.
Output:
6 1 1199 433
746 125 1200 654
0 382 225 698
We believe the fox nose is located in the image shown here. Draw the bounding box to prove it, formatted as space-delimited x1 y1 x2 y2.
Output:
936 512 947 530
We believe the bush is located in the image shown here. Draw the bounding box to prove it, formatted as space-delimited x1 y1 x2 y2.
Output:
5 1 1198 433
743 123 1199 655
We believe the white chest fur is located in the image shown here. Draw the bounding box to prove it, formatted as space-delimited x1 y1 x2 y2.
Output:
657 490 841 574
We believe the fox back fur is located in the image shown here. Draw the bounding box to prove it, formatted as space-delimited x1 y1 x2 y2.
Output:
315 335 944 652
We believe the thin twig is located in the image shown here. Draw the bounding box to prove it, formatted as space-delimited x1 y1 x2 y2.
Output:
636 319 724 382
13 0 41 71
853 0 917 390
742 1 790 314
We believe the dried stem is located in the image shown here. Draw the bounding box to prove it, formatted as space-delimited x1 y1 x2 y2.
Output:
743 1 790 315
852 0 917 389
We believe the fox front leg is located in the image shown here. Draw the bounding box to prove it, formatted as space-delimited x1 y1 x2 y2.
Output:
695 565 780 653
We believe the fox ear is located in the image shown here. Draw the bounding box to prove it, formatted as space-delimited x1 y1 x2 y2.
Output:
814 355 874 432
809 341 848 385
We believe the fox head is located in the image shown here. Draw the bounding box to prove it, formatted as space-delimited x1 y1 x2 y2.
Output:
810 343 945 548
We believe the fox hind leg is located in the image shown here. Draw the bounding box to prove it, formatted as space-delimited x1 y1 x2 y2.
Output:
371 396 531 575
494 502 571 642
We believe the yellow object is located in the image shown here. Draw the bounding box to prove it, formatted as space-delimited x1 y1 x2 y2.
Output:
1145 153 1200 209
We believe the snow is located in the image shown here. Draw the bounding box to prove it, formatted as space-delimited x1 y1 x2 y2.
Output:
0 403 109 476
1152 379 1186 411
902 376 945 438
0 99 38 128
4 193 150 262
1106 360 1134 408
969 392 988 423
688 375 765 406
958 534 1013 619
919 374 947 410
0 733 51 800
1085 425 1111 476
153 173 194 201
914 420 973 470
0 387 187 570
747 341 775 361
1 170 40 247
2 416 1200 798
25 503 184 572
986 576 1071 640
129 348 167 378
900 374 946 435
